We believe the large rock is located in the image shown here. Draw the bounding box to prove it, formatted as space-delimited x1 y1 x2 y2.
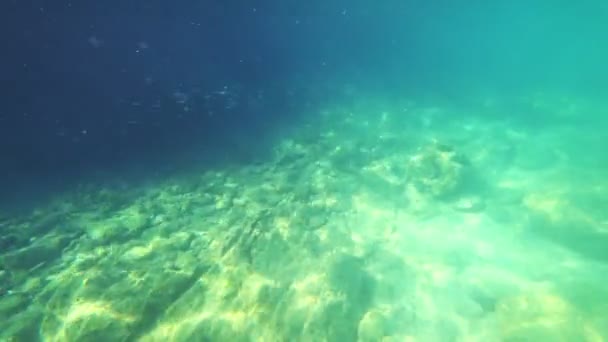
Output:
407 142 470 198
1 233 77 271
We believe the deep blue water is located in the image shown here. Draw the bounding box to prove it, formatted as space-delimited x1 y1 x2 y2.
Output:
3 2 608 340
2 1 607 204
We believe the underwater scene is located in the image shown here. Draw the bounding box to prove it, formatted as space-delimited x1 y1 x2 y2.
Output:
2 1 608 341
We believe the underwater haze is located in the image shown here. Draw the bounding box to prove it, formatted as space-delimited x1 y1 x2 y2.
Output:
2 1 608 341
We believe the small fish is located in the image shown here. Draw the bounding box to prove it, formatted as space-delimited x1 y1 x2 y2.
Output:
211 86 230 96
88 36 103 48
172 91 189 104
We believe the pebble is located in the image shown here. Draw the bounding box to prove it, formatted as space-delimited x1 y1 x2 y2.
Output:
453 196 485 213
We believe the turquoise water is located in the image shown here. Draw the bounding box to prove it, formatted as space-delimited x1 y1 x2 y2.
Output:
2 2 608 341
3 92 608 340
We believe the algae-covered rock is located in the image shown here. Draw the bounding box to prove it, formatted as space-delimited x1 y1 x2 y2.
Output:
496 292 601 341
0 307 43 341
452 195 485 213
39 261 204 341
358 309 388 342
407 142 470 198
2 233 77 271
86 206 150 243
0 292 30 318
291 204 329 232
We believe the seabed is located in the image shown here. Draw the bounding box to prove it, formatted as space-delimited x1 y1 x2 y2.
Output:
1 92 608 341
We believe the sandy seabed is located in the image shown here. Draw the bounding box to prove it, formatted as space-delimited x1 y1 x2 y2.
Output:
2 92 608 341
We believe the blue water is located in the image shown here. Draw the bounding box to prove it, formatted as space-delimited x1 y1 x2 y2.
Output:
2 1 608 340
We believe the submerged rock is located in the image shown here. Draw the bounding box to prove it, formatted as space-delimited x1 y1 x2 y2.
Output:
1 233 77 271
407 141 470 198
358 309 388 341
452 195 485 213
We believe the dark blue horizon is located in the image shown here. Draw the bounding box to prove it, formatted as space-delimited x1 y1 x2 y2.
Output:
2 0 607 206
